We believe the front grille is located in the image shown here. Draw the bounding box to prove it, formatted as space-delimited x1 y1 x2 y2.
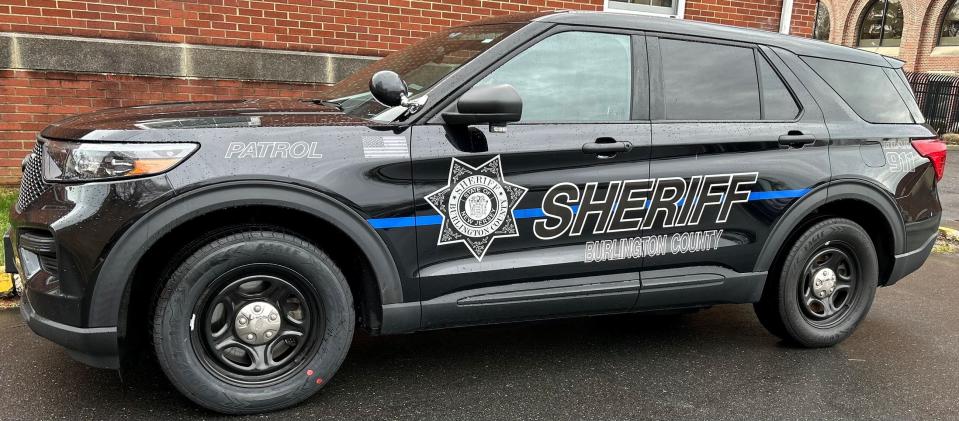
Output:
16 142 49 213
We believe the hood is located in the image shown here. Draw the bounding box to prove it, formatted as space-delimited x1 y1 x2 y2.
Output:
41 99 375 141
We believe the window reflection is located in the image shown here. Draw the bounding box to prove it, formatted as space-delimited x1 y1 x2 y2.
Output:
476 31 633 122
858 0 904 47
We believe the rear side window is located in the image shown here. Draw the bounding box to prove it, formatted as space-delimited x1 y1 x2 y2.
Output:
802 57 914 124
660 39 760 120
476 31 632 122
758 57 800 120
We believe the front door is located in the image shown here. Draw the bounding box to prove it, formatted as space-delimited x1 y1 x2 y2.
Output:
410 29 652 328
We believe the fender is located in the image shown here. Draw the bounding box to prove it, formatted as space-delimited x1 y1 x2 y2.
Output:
86 181 405 328
753 178 906 272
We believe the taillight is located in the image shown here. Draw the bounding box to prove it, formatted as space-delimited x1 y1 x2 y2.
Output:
911 138 947 182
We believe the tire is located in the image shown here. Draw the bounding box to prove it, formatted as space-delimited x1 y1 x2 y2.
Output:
152 230 354 414
754 218 878 347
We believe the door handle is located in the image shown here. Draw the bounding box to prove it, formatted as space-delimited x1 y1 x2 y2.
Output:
778 132 816 148
583 138 632 155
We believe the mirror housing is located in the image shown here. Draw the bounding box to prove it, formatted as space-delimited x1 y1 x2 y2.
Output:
442 84 522 127
369 70 408 107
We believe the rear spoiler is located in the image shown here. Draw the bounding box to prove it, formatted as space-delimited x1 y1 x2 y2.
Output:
882 56 906 69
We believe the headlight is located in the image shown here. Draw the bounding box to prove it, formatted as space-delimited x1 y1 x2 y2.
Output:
42 141 198 182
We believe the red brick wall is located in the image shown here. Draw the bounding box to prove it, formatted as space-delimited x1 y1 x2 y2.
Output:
684 0 783 31
790 0 817 36
0 0 807 186
827 0 959 72
0 69 329 184
0 0 602 56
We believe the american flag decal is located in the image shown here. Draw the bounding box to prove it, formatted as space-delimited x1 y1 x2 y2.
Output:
363 136 409 158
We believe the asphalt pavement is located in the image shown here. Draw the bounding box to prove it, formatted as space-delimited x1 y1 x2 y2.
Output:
1 251 958 420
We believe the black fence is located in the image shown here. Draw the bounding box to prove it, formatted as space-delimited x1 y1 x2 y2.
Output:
906 72 959 135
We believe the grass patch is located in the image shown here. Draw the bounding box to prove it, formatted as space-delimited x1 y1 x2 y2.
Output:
0 188 17 262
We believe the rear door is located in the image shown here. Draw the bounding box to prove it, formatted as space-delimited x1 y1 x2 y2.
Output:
637 36 831 309
410 28 652 328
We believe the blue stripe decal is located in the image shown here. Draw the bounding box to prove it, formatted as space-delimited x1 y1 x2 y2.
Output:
366 189 810 229
748 188 811 200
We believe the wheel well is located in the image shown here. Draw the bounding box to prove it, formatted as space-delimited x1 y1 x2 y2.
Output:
767 199 896 287
123 205 383 360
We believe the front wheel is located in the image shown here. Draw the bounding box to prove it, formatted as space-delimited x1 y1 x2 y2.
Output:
754 218 878 347
152 230 354 414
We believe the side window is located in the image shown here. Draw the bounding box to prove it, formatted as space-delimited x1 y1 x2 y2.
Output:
660 39 760 120
475 31 632 122
802 56 914 124
758 56 800 120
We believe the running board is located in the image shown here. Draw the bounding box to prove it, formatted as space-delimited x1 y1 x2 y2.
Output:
637 267 767 310
420 272 640 330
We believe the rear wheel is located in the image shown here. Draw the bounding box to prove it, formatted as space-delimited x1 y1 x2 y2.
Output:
754 218 878 347
152 230 354 414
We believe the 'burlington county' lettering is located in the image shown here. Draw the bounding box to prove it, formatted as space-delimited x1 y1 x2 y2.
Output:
584 229 724 262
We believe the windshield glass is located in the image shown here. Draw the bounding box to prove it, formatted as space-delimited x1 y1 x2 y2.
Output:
323 23 523 120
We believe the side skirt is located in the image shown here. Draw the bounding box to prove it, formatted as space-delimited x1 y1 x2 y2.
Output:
379 267 768 334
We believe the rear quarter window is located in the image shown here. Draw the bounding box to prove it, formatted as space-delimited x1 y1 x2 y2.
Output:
802 57 914 124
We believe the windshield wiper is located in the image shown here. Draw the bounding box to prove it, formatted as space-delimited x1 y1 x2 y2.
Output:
314 99 343 110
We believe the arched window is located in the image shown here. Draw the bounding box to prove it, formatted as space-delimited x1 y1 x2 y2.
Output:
813 1 831 40
858 0 904 47
941 1 959 46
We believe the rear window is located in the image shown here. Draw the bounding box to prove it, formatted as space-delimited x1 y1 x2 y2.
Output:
802 57 914 124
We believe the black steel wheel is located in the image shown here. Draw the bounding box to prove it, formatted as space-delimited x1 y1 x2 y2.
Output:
192 268 323 386
153 230 354 414
754 218 878 348
797 245 859 327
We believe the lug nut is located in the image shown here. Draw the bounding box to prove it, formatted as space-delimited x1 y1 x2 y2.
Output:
269 313 278 321
238 317 247 325
246 333 255 341
265 331 273 338
254 305 262 313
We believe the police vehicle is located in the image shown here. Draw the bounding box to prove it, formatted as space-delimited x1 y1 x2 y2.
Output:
6 10 946 414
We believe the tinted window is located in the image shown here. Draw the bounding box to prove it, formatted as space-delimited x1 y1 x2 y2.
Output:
476 31 632 122
758 57 800 120
803 57 913 123
660 39 760 120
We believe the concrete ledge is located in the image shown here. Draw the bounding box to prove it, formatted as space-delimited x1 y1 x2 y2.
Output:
931 46 959 57
0 32 377 84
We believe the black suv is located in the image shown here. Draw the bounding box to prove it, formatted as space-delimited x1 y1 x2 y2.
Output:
6 11 946 414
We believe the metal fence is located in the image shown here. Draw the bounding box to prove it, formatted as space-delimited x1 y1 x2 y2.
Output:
905 72 959 135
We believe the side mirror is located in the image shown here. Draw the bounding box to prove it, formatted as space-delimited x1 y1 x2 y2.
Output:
442 84 522 128
369 70 408 107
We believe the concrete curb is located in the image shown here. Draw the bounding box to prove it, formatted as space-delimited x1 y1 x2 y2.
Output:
940 226 959 241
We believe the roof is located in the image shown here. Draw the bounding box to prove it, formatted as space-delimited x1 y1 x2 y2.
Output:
470 10 896 67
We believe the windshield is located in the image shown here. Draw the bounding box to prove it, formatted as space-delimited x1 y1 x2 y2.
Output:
323 23 523 120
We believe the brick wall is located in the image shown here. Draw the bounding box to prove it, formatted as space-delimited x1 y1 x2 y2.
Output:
824 0 959 72
684 0 783 31
0 0 602 56
0 69 329 184
0 0 809 186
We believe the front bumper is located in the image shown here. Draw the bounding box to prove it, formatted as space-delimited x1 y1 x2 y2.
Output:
19 285 119 369
7 157 174 370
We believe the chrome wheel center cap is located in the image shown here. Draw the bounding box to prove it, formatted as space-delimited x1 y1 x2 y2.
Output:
235 301 281 345
812 268 837 298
